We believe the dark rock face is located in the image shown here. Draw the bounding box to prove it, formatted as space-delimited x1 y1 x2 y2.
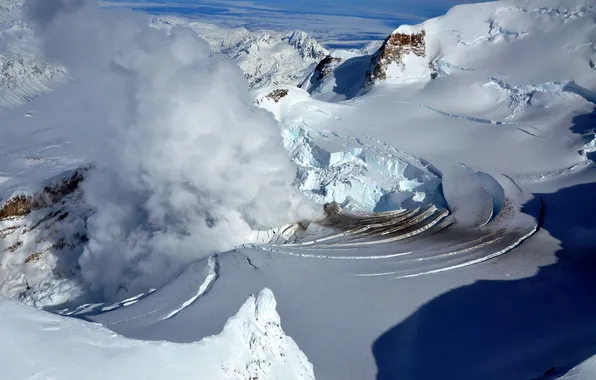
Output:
365 30 429 87
301 55 344 90
0 169 86 221
0 168 91 286
263 89 289 103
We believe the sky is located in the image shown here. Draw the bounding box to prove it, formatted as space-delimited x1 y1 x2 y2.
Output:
105 0 490 48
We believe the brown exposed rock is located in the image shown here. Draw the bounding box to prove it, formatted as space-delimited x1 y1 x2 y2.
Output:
0 226 20 239
24 234 88 264
365 30 428 86
0 195 32 220
264 89 289 103
0 169 86 221
6 241 23 252
24 251 43 264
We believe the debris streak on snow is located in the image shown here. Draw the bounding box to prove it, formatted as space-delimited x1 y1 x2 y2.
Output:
58 289 158 317
389 224 539 279
163 255 219 320
249 187 537 279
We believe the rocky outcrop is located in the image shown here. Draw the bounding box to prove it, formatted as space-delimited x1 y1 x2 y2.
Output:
0 56 65 91
300 55 343 90
0 168 91 306
0 169 86 221
364 28 434 88
263 89 289 103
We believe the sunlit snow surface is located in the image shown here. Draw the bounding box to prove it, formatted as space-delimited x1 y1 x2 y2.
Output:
1 287 315 380
254 86 444 212
1 0 596 379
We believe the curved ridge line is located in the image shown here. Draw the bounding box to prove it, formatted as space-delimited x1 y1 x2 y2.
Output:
282 207 424 247
355 224 538 279
163 255 219 320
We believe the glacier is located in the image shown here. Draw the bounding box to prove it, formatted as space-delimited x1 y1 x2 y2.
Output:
1 0 596 379
254 85 444 212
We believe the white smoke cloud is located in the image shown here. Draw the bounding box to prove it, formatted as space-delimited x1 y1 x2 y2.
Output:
25 0 319 300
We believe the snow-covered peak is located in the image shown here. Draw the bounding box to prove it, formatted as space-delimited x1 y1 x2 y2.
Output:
219 288 316 380
364 25 431 87
2 287 315 380
0 54 67 108
300 55 345 91
358 40 384 55
285 30 328 60
300 0 596 100
254 85 312 121
150 16 328 88
0 7 328 109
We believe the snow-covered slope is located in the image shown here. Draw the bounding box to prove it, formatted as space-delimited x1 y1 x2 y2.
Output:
2 0 596 379
254 85 444 211
151 16 328 88
558 355 596 379
0 3 327 111
0 0 66 109
300 49 371 101
372 0 596 88
1 287 315 380
303 0 596 100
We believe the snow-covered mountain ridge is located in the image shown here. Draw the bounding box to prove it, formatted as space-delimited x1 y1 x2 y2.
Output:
0 0 594 309
1 0 596 379
303 0 596 100
0 2 329 110
150 16 329 88
0 0 66 108
2 287 315 380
